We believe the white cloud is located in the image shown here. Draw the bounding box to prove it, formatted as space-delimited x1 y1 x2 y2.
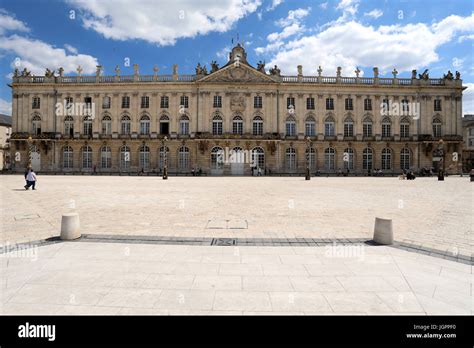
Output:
463 83 474 116
256 13 474 77
67 0 262 46
0 97 12 115
276 7 310 27
320 2 328 10
267 0 283 11
0 9 29 35
364 9 383 19
216 45 231 59
64 44 78 54
458 33 474 42
0 11 99 76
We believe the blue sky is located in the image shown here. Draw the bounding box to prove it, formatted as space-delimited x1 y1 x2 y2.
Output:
0 0 473 115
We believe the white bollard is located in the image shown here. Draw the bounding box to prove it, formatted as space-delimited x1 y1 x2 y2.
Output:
60 212 81 240
373 217 393 245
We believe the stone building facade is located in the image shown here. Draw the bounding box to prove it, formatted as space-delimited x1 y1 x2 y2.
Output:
9 44 466 175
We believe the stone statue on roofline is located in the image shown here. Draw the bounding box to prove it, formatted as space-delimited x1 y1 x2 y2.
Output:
257 60 266 74
455 71 461 79
21 68 31 77
13 68 20 77
443 70 453 80
210 61 219 73
45 68 55 78
195 63 202 75
418 69 429 80
411 69 417 79
269 65 280 76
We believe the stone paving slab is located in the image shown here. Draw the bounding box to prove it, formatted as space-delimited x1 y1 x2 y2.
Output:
0 241 472 315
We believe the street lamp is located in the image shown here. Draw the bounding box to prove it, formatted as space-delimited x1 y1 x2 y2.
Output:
437 139 445 181
305 136 311 181
162 136 168 180
26 135 33 169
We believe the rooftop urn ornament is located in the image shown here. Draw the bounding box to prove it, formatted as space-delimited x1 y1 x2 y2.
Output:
133 64 139 76
58 67 64 77
373 67 379 78
297 65 303 76
317 66 322 76
411 69 417 79
336 66 342 77
153 65 159 75
173 64 178 75
392 68 398 78
76 65 83 76
355 67 361 78
95 65 102 77
115 65 121 76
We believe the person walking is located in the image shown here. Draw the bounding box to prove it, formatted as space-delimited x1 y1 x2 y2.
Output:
24 168 37 190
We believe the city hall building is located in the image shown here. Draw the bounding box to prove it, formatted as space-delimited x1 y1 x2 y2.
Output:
9 44 466 175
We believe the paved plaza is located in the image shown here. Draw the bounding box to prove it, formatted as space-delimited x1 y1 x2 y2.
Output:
0 175 472 315
1 175 472 258
0 241 472 315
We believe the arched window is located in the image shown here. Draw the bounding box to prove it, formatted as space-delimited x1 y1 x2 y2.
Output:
363 116 373 138
64 116 74 137
324 147 335 171
382 117 392 138
180 115 189 135
121 115 131 135
232 115 243 135
101 146 111 169
140 115 150 135
363 148 373 170
139 145 150 169
159 115 170 135
32 115 41 135
433 118 442 138
212 115 223 135
101 115 111 135
285 147 296 170
305 116 316 137
63 146 73 168
178 146 190 170
120 145 130 169
159 146 169 170
253 116 263 136
400 117 410 138
83 116 92 136
211 146 224 170
343 117 354 137
82 145 92 168
306 147 316 171
324 116 335 137
400 148 410 170
343 148 354 170
286 116 296 136
381 148 392 170
252 147 265 169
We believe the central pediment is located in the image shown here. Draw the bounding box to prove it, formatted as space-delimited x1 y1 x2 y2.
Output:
197 64 277 84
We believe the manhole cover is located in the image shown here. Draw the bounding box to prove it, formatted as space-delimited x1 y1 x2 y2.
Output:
211 238 237 246
14 214 40 221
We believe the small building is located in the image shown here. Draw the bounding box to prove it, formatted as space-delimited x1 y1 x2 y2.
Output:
0 113 12 171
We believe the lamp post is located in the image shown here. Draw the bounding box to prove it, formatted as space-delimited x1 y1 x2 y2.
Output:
437 139 445 181
162 136 168 180
305 136 311 181
26 135 33 169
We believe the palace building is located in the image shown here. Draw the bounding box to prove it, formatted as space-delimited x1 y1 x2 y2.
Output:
9 44 466 175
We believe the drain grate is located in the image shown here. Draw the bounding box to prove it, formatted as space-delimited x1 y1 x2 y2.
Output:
211 238 237 246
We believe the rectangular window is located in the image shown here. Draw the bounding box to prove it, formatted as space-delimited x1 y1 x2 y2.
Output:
102 96 111 109
433 124 442 138
121 96 130 108
434 99 442 111
344 123 354 137
254 96 263 108
382 124 391 138
306 97 315 110
253 121 263 136
364 98 372 111
402 99 409 113
180 96 189 108
325 123 335 137
305 122 315 136
161 96 169 108
287 97 295 109
326 98 334 110
213 95 222 108
84 97 92 115
141 96 149 108
400 124 410 138
363 123 372 137
345 98 353 111
32 97 40 109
